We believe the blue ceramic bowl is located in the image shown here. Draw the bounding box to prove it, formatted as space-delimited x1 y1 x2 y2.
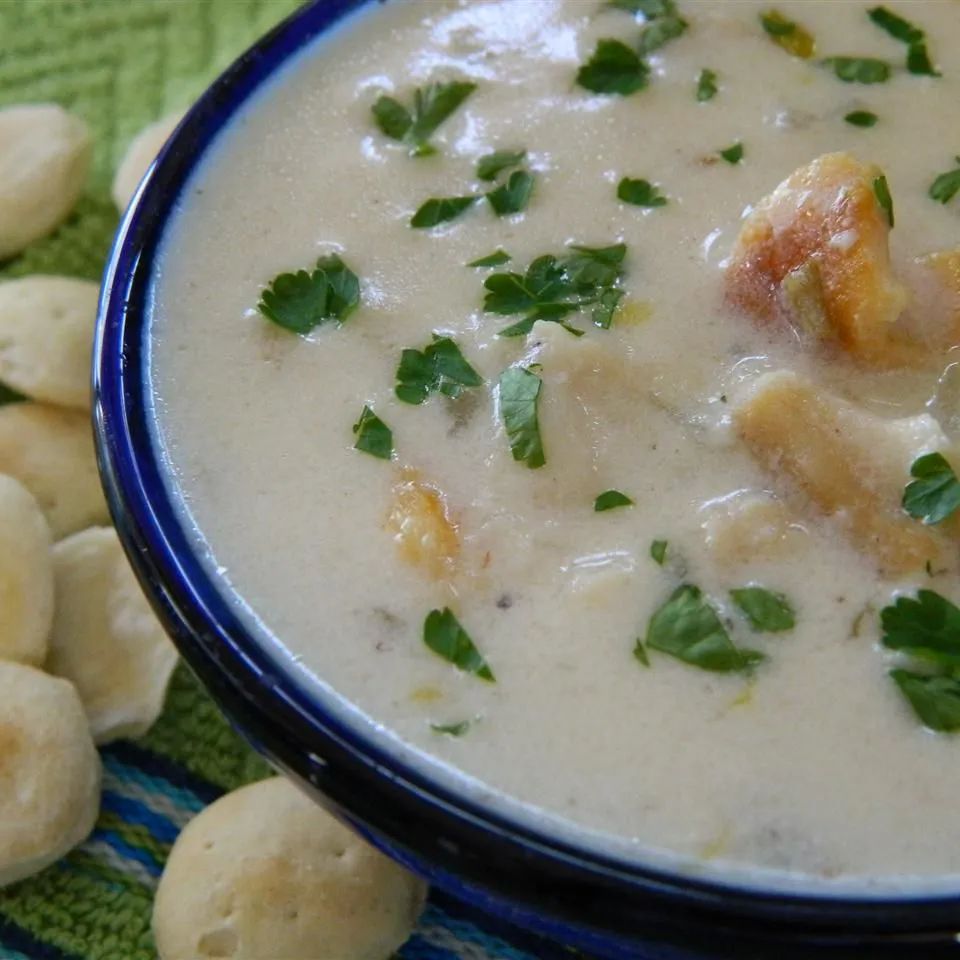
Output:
93 2 960 957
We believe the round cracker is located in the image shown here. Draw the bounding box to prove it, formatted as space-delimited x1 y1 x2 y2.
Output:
0 474 53 665
0 401 109 539
47 526 177 744
0 276 99 410
0 104 92 260
0 661 101 887
153 777 428 960
112 112 184 212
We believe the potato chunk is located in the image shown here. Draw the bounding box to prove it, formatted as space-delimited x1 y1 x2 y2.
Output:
726 153 912 367
901 249 960 351
701 491 809 566
734 371 954 577
386 469 459 580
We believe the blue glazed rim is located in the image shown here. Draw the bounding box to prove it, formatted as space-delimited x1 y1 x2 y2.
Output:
93 1 960 956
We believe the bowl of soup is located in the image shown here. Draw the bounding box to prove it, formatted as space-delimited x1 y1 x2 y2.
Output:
94 0 960 955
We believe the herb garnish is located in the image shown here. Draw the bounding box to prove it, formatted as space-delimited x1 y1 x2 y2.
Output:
430 719 473 737
411 196 477 229
650 539 668 565
395 335 483 405
823 57 891 84
907 42 939 77
483 244 627 336
372 81 476 156
352 405 393 460
487 170 535 216
633 638 651 666
867 7 939 77
873 174 894 227
477 150 526 182
467 250 511 268
730 587 795 632
760 10 815 58
608 0 677 17
929 158 960 205
618 177 668 207
594 490 634 512
845 110 878 127
696 68 718 101
0 382 27 407
881 590 960 731
423 608 495 681
638 14 688 55
498 366 545 469
646 585 764 672
902 453 960 525
719 142 744 165
257 255 360 334
577 39 650 95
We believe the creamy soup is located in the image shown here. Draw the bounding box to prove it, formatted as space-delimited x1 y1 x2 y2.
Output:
149 0 960 892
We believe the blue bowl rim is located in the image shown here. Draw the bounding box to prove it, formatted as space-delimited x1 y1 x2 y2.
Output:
92 0 960 946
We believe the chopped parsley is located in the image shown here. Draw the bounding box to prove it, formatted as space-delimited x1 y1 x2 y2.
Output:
498 365 545 469
410 196 477 229
577 39 650 96
467 249 511 268
844 109 879 127
696 68 718 102
890 671 960 732
483 243 627 336
873 174 894 227
823 57 891 84
646 585 764 672
638 14 688 55
902 453 960 525
719 141 744 165
487 170 535 216
430 719 472 737
423 608 495 681
395 334 483 405
650 539 668 565
257 254 360 334
929 158 960 205
633 638 651 667
477 150 526 182
352 405 393 460
907 42 940 77
730 587 795 632
881 590 960 670
867 6 924 44
594 490 634 512
0 382 26 407
617 177 668 207
372 81 476 156
608 0 677 17
760 10 815 58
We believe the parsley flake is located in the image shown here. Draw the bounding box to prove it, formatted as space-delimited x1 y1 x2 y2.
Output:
929 158 960 205
890 670 960 732
487 170 535 216
646 584 764 672
430 719 473 737
873 174 894 227
907 41 940 77
617 177 668 207
868 6 924 44
372 81 476 156
411 196 477 229
395 334 483 405
881 590 960 670
577 39 650 96
423 608 495 681
760 10 815 58
258 254 360 334
638 14 688 55
352 405 393 460
594 490 634 512
650 539 668 565
0 382 27 407
467 250 511 268
903 452 960 525
477 150 526 182
696 68 718 102
845 110 879 127
730 587 795 632
823 57 891 84
719 142 744 164
633 638 651 667
498 366 545 469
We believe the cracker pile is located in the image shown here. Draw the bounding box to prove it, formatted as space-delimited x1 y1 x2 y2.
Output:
0 103 428 959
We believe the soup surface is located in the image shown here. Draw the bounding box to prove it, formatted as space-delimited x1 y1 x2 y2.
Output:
149 0 960 890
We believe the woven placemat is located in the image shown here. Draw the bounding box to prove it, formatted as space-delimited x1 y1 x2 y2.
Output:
0 3 581 958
